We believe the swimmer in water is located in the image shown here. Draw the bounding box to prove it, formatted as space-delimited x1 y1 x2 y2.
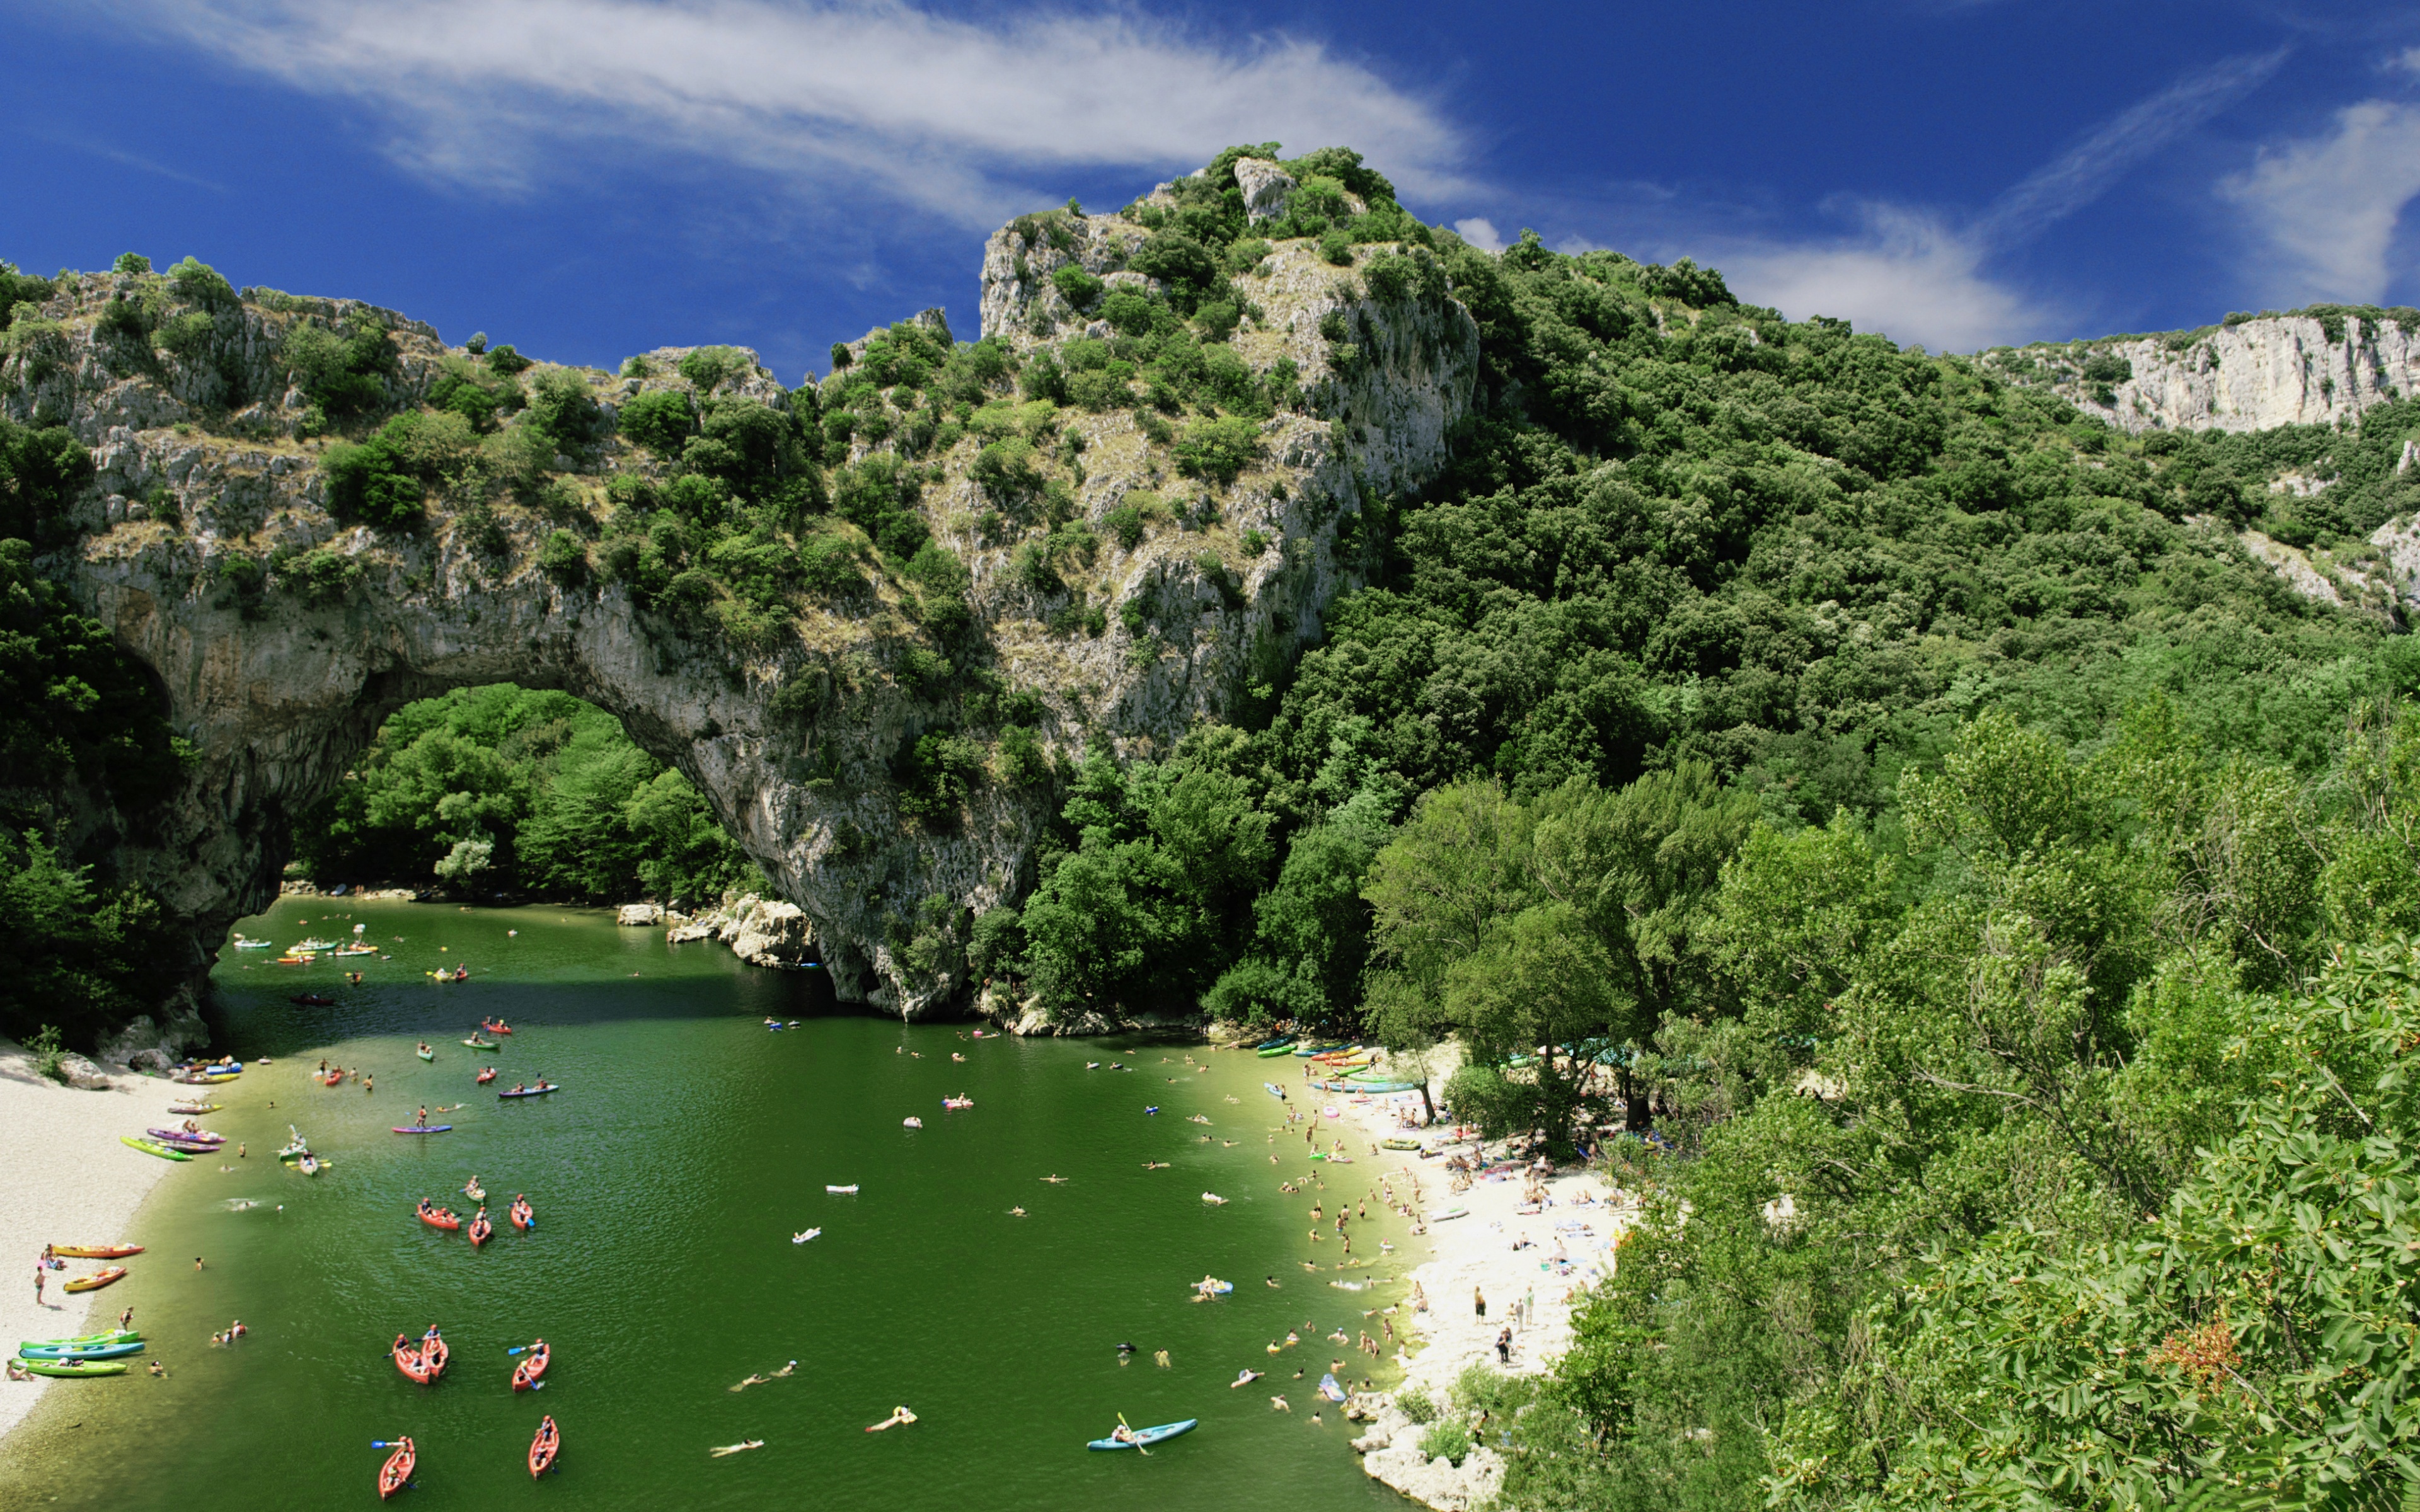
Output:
729 1373 769 1392
708 1440 764 1457
1231 1368 1264 1387
1009 1206 1027 1217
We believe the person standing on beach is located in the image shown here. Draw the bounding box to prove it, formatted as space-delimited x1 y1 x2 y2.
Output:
33 1263 43 1305
1473 1286 1486 1319
118 1307 133 1331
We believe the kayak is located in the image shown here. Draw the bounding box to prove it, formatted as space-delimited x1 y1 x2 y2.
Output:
18 1338 144 1361
147 1128 223 1145
1433 1206 1471 1221
21 1358 128 1378
416 1047 435 1062
512 1339 550 1390
498 1084 560 1099
120 1135 190 1162
1264 1083 1288 1099
379 1436 415 1500
465 1183 487 1203
482 1019 513 1035
463 1038 498 1050
62 1268 128 1293
1087 1418 1198 1451
826 1184 859 1194
23 1329 139 1349
468 1213 493 1247
393 1126 454 1134
418 1205 462 1231
475 1068 497 1084
1352 1080 1423 1093
509 1199 534 1230
1380 1137 1422 1150
1294 1043 1347 1058
529 1415 559 1478
49 1245 143 1260
1253 1037 1298 1057
392 1332 449 1384
165 1102 221 1115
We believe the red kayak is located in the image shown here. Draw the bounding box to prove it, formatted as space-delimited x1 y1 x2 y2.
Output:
475 1068 497 1084
529 1416 558 1477
379 1436 415 1499
468 1211 493 1247
392 1336 434 1385
482 1019 514 1035
512 1338 550 1391
416 1201 461 1232
509 1197 535 1231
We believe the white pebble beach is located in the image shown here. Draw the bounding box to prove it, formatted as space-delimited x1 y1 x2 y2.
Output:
0 1040 193 1444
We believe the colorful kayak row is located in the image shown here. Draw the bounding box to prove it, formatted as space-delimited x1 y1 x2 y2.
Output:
17 1327 143 1376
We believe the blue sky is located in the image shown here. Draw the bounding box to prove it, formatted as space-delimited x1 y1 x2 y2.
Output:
5 0 2419 378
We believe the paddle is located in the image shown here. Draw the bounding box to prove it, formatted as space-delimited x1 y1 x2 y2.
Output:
1118 1412 1150 1455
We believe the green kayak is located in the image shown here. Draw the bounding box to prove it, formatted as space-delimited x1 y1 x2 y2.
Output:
23 1329 139 1349
120 1135 191 1161
22 1358 129 1378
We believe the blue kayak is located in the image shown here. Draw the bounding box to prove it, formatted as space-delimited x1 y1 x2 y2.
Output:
18 1339 144 1361
1088 1419 1197 1451
1264 1082 1288 1099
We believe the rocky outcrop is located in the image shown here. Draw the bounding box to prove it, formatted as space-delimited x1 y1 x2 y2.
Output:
1351 1395 1507 1511
4 200 1480 1036
668 893 813 968
1233 158 1297 222
1994 312 2420 434
616 903 665 927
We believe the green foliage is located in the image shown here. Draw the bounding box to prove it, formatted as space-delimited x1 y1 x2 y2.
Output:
321 410 476 530
618 389 695 455
294 684 759 905
485 343 532 376
678 345 746 392
0 537 186 817
1417 1418 1472 1465
0 829 178 1050
25 1022 64 1082
111 252 151 275
0 416 94 547
1051 265 1103 311
1172 415 1259 484
280 319 398 420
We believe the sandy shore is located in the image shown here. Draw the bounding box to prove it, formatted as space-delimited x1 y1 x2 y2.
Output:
1282 1046 1634 1510
0 1041 197 1443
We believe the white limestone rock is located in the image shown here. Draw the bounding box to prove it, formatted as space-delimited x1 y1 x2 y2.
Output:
1233 157 1296 222
616 903 664 927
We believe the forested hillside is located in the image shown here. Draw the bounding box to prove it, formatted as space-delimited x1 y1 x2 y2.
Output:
960 152 2420 1507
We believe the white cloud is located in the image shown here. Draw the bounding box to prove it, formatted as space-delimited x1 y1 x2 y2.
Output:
1979 49 2286 244
1714 206 2049 352
98 0 1465 226
1451 217 1504 252
2220 100 2420 304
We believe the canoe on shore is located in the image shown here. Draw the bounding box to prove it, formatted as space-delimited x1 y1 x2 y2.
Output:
119 1136 190 1162
19 1338 144 1360
61 1268 127 1293
23 1329 139 1349
21 1358 129 1378
48 1245 143 1260
1087 1418 1197 1451
1253 1037 1298 1057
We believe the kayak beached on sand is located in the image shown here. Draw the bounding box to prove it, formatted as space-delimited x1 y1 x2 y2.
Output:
1088 1418 1198 1451
47 1245 143 1260
120 1136 192 1162
18 1337 144 1360
20 1358 129 1378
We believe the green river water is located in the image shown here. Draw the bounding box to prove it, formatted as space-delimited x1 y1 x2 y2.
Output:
0 898 1417 1511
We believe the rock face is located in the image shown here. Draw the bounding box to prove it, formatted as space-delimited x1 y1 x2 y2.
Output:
6 206 1479 1043
1232 158 1297 222
1995 312 2420 434
669 893 814 968
616 903 665 927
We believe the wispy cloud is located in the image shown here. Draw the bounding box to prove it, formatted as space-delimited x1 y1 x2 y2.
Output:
40 132 226 193
1715 205 2051 352
1978 49 2288 244
2220 99 2420 304
1452 217 1505 253
95 0 1465 226
1636 53 2286 351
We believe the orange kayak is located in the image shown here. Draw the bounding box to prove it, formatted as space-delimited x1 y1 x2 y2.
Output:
509 1199 534 1231
379 1437 414 1499
468 1213 492 1247
528 1416 558 1477
512 1339 550 1391
417 1203 461 1232
50 1244 142 1259
392 1336 432 1385
63 1267 127 1293
475 1068 496 1084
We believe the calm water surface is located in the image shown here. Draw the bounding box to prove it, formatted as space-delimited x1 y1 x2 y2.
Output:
0 898 1412 1511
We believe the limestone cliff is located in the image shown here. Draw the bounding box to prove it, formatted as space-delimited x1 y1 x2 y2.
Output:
1 193 1478 1050
1989 309 2420 435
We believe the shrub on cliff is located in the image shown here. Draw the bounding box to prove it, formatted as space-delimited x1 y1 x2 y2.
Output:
1172 415 1259 485
281 320 398 421
618 388 695 455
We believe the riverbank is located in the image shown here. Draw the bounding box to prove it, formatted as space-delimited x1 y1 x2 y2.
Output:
1280 1045 1634 1511
0 1041 193 1443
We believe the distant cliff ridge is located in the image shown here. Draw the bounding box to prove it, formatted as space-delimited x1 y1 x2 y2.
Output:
1990 307 2420 434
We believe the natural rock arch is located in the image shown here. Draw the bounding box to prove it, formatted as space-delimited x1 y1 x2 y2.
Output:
14 190 1480 1056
